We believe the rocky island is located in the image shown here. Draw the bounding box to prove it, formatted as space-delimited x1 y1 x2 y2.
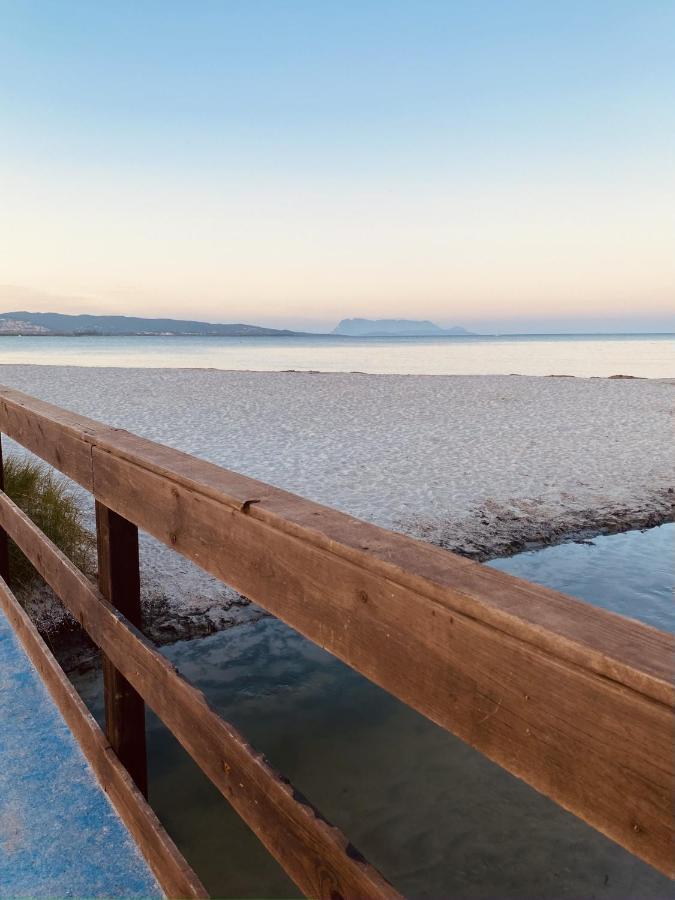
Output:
333 318 473 336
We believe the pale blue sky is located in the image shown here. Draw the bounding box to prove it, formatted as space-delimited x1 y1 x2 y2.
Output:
1 1 673 332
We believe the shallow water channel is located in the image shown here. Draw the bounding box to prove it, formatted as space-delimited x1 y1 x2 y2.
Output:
73 524 673 898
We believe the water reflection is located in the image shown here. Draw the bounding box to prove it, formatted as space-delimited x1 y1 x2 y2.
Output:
488 523 674 633
74 525 673 897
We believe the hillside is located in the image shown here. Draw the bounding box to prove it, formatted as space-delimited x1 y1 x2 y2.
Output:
0 311 300 337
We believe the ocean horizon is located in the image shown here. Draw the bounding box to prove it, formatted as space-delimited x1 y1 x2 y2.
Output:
1 331 672 378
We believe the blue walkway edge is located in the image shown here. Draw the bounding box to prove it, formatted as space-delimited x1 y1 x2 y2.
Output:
0 608 161 898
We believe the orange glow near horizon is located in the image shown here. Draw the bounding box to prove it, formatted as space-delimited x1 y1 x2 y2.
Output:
1 165 673 330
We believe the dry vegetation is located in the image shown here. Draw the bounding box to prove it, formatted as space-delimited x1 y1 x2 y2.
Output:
2 454 94 590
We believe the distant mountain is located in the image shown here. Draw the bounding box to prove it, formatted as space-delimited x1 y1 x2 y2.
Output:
333 318 473 337
0 311 300 337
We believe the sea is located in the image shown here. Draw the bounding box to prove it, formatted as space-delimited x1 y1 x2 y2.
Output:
0 332 672 377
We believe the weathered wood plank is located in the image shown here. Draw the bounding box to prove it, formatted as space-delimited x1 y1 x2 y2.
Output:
0 491 399 900
0 388 101 489
0 384 669 697
0 435 9 583
89 451 674 875
0 575 207 899
0 385 672 875
96 501 148 797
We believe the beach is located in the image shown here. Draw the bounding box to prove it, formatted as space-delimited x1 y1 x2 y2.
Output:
1 364 672 651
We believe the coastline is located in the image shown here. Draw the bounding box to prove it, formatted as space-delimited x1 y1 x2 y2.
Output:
405 487 673 560
1 365 672 669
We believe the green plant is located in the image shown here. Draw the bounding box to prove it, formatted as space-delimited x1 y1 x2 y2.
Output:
2 454 95 589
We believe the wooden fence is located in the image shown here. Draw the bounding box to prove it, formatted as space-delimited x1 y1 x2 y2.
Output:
0 384 672 897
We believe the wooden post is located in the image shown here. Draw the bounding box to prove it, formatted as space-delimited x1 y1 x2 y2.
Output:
96 500 148 797
0 434 10 583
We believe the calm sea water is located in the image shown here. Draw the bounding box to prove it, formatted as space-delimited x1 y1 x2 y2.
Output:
73 525 673 898
1 332 672 377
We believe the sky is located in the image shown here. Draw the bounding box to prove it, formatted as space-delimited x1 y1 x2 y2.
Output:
1 0 673 333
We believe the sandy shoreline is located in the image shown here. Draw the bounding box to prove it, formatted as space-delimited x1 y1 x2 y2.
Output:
1 365 672 660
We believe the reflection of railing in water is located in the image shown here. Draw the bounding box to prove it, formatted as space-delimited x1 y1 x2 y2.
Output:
0 384 672 898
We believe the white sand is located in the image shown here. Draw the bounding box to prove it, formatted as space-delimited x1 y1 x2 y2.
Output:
1 365 672 642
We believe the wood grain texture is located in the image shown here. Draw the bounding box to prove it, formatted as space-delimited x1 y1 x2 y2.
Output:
0 435 9 583
0 384 669 697
90 452 674 875
0 385 672 877
96 501 148 797
0 575 207 900
0 491 399 900
0 388 102 489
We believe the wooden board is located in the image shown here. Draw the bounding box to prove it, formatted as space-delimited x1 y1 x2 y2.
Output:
96 501 148 797
0 435 9 582
0 490 399 900
0 385 673 877
0 385 670 696
0 575 207 899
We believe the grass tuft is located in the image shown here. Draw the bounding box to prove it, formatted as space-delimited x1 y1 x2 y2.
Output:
2 454 95 589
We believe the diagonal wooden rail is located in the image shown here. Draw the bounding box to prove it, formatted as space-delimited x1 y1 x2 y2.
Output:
0 573 208 899
0 490 397 899
0 383 672 893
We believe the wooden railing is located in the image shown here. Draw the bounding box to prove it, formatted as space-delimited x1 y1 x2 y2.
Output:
0 384 672 897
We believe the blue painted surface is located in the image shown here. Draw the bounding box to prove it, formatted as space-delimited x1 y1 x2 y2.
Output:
0 608 161 898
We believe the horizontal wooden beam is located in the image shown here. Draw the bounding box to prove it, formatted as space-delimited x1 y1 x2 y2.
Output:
0 575 207 900
0 491 398 900
0 385 672 876
1 385 669 697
